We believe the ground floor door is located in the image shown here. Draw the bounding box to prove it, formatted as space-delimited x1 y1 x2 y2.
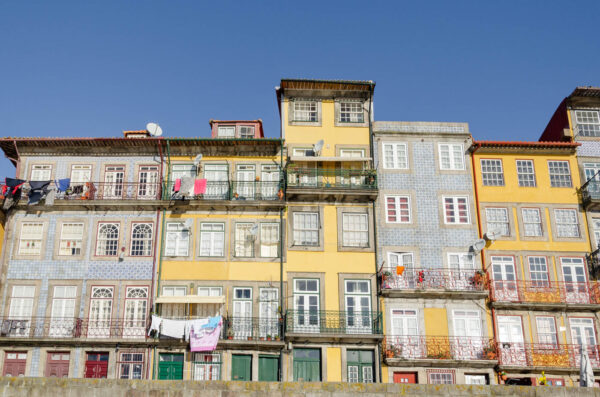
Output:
393 372 417 384
84 352 109 378
46 352 70 377
2 352 27 376
158 353 184 380
347 350 374 383
258 355 279 381
293 348 321 382
231 354 252 381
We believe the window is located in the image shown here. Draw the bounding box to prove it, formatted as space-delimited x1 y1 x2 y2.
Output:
293 101 318 122
536 317 558 346
386 196 410 223
123 287 148 337
292 147 314 157
480 159 504 186
339 102 364 123
575 110 600 137
438 144 464 170
528 257 549 287
130 223 153 256
340 149 365 158
548 161 572 187
193 353 221 380
516 160 536 187
485 208 510 236
58 223 83 255
171 164 196 180
345 281 371 331
238 126 255 139
217 126 235 138
234 288 252 300
443 196 469 224
199 223 225 257
465 375 487 385
234 223 254 257
162 286 186 296
118 352 144 379
197 287 222 297
555 209 579 237
427 370 454 384
342 213 369 247
96 223 119 256
347 350 374 383
382 143 408 169
448 253 475 271
522 208 543 237
389 252 414 270
70 165 92 185
18 222 44 255
9 286 35 319
260 223 279 258
293 212 319 246
593 219 600 248
137 165 159 199
165 222 189 257
30 164 52 181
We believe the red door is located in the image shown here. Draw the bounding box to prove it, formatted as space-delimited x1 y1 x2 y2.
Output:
84 352 109 378
394 372 417 384
46 352 70 377
3 352 27 376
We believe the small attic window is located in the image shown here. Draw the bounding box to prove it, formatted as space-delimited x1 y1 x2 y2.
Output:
239 126 255 139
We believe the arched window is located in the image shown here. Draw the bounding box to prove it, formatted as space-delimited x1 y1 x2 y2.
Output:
130 223 153 256
96 223 119 256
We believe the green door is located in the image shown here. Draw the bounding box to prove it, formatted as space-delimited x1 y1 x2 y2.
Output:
158 353 184 380
231 354 252 381
258 356 279 381
293 349 321 382
347 350 374 383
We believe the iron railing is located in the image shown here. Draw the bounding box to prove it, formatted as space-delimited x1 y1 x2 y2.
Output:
497 342 600 369
23 182 162 201
490 280 600 305
380 268 487 292
285 310 382 335
383 335 496 361
222 317 282 341
286 168 377 190
0 317 148 339
580 179 600 206
164 181 282 201
588 249 600 279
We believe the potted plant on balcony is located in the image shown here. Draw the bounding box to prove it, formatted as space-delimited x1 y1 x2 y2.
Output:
380 271 392 289
266 334 272 341
226 329 234 340
470 270 487 288
499 371 507 382
483 345 497 360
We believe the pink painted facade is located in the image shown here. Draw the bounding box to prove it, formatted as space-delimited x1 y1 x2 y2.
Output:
209 119 264 138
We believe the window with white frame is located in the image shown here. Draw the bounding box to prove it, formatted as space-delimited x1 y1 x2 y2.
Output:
340 149 366 158
522 208 543 237
339 102 364 123
234 223 254 257
30 164 52 181
342 213 369 247
165 222 189 257
171 164 196 180
593 219 600 248
293 212 319 246
162 286 186 296
443 196 469 224
193 353 221 380
197 287 222 296
438 144 464 170
58 223 83 256
130 223 153 256
528 257 549 287
9 286 35 319
428 371 454 384
382 143 408 169
388 252 414 271
96 223 119 256
480 159 504 186
70 164 92 185
485 208 510 236
548 161 572 187
385 196 410 223
465 375 487 385
293 101 318 122
18 222 44 255
260 223 279 258
448 253 475 271
199 223 225 257
217 126 235 138
292 148 314 157
536 317 558 346
118 352 144 379
555 209 579 237
516 160 536 187
575 110 600 137
239 126 255 138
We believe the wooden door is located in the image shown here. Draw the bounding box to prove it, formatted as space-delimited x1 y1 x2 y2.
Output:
258 356 279 381
158 353 184 380
231 354 252 381
84 352 109 378
46 352 70 377
3 352 27 376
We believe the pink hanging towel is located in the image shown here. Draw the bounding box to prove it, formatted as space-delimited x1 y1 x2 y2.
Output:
174 179 181 192
194 179 207 195
190 319 222 352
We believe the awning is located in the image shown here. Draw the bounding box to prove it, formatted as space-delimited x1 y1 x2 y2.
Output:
155 295 225 304
289 156 372 162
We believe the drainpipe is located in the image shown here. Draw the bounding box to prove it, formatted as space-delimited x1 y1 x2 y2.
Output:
279 117 285 381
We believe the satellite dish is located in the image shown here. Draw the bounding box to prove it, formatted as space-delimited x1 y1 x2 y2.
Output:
470 239 486 255
313 140 324 155
484 231 499 241
183 219 194 229
249 224 259 236
146 122 163 137
194 154 203 167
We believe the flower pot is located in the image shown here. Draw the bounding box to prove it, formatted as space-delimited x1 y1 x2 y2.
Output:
247 336 252 341
227 336 233 340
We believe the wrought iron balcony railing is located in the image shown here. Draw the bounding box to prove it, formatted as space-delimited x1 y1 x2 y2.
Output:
380 268 487 292
580 179 600 207
490 280 600 305
497 342 600 369
21 182 162 201
383 336 497 361
286 168 377 190
222 317 282 341
285 310 382 335
0 317 148 339
164 181 282 201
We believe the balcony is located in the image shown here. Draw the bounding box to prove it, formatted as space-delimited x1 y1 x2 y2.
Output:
164 181 283 204
379 268 489 299
580 179 600 210
490 280 600 310
285 310 382 342
285 168 377 202
383 336 497 368
588 249 600 279
497 342 600 371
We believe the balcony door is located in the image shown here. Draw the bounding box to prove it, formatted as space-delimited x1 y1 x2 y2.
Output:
123 287 148 338
88 287 113 338
137 166 158 199
236 165 255 199
388 252 415 289
204 164 229 199
49 286 77 337
561 258 589 304
259 288 278 338
345 280 371 334
570 318 599 367
104 166 124 199
293 279 319 333
233 288 252 339
491 256 518 302
390 309 420 358
497 316 526 366
452 310 482 359
261 165 279 199
448 253 476 290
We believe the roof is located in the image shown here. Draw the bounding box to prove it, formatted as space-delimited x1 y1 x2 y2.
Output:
470 140 580 152
569 86 600 99
280 78 375 92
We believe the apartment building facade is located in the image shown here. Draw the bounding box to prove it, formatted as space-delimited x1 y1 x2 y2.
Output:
471 140 598 387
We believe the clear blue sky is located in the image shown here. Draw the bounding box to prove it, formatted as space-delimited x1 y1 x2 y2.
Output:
1 1 599 173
